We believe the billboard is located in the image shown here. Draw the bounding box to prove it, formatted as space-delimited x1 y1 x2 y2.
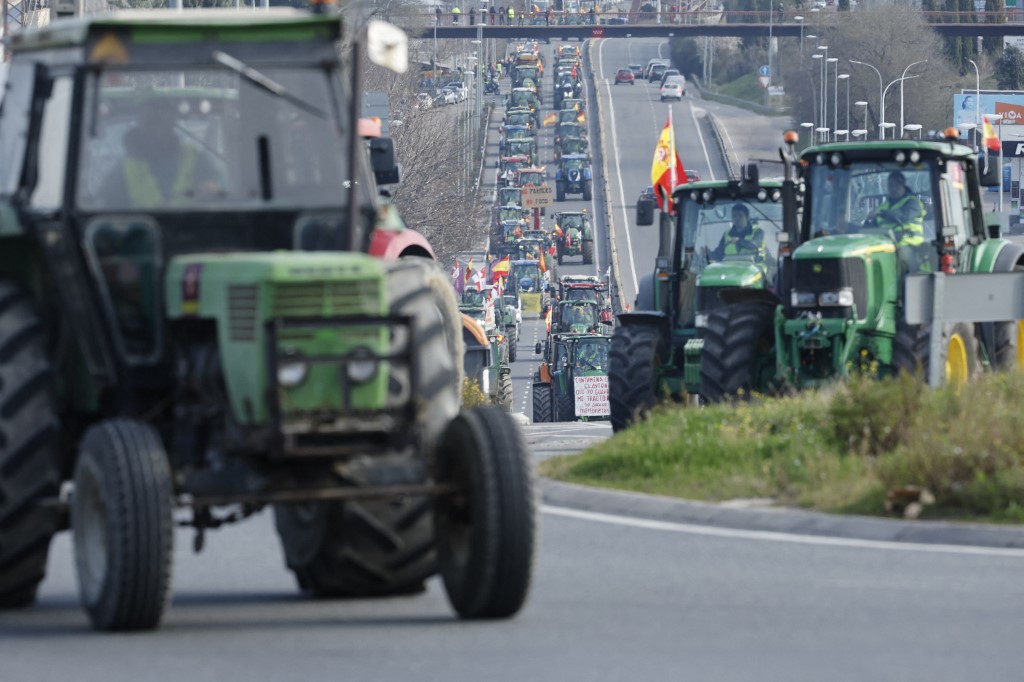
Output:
954 93 1024 128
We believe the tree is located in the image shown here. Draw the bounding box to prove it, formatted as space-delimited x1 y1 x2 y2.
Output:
995 45 1024 89
985 0 1007 56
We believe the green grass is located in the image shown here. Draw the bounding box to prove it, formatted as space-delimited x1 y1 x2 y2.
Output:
540 372 1024 523
715 73 769 105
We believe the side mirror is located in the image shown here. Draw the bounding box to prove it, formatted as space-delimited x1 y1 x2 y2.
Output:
370 138 401 185
985 211 1006 239
535 342 542 355
979 153 1001 187
637 198 656 225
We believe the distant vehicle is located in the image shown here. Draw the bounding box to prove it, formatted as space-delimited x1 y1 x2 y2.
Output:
628 63 644 78
660 77 685 101
648 63 669 82
659 69 681 88
685 170 701 183
435 89 457 105
614 68 635 85
638 185 657 203
415 92 433 109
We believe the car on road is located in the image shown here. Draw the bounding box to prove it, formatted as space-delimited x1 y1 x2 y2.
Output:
629 63 644 79
434 89 457 106
659 68 681 88
615 67 635 85
415 92 433 109
660 77 685 101
647 62 669 82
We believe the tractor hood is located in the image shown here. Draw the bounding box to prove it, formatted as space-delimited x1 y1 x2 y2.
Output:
697 260 766 289
792 233 897 261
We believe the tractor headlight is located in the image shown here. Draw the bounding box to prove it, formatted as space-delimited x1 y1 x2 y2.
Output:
345 347 379 384
791 291 817 307
818 288 855 307
278 351 309 388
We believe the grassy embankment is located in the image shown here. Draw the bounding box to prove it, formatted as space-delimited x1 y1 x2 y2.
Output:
540 372 1024 523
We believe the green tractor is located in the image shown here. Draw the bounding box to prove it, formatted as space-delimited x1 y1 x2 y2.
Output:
461 314 513 411
552 210 595 265
701 129 1024 401
0 10 536 630
608 168 792 431
532 333 611 422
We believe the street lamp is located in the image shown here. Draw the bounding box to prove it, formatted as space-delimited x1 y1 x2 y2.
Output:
879 122 896 140
852 129 867 139
903 123 923 140
794 15 804 56
816 46 828 138
838 73 850 134
828 57 838 138
816 126 830 144
812 53 824 133
899 59 927 132
967 58 981 150
854 100 868 138
800 121 814 145
880 74 920 140
850 59 882 141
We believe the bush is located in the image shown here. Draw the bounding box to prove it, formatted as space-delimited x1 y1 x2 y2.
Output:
828 373 923 456
462 378 487 408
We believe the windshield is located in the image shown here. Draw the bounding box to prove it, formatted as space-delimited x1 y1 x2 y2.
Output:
560 214 584 230
574 338 610 371
808 161 935 241
681 195 784 280
558 302 598 331
77 67 346 211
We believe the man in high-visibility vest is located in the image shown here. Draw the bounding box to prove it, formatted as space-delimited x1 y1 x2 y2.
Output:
868 170 928 271
100 100 223 209
712 204 765 262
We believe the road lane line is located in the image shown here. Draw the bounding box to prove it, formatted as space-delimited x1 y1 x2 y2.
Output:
542 505 1024 557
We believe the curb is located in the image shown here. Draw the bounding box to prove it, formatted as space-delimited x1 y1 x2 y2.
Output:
542 479 1024 549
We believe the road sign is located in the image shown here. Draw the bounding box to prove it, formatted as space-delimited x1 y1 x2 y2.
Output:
759 65 770 77
592 27 604 37
522 185 553 208
758 75 771 88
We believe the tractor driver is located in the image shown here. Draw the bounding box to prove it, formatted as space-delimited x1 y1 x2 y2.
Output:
575 343 606 371
866 170 929 271
711 204 765 262
99 99 225 208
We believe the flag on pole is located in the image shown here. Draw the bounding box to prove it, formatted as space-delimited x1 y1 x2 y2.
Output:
472 266 486 292
491 254 511 281
464 257 474 289
650 116 686 213
543 112 558 127
576 112 585 123
983 115 1000 153
545 305 553 333
538 247 548 274
451 261 465 295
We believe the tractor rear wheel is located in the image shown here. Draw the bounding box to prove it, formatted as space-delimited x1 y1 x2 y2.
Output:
582 180 593 202
274 258 462 598
556 182 566 202
582 240 594 265
0 282 60 610
434 407 536 619
609 324 662 432
532 383 553 422
555 392 575 422
700 303 776 403
72 420 174 631
893 319 980 388
497 373 513 411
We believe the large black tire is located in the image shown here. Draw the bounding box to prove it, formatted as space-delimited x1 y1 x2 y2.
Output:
532 383 552 422
508 339 517 363
555 391 575 422
892 318 980 388
994 265 1024 370
700 303 777 403
434 407 536 619
582 180 593 202
609 324 662 432
582 240 594 265
0 283 60 609
274 258 462 598
72 420 174 631
497 373 513 412
556 182 566 202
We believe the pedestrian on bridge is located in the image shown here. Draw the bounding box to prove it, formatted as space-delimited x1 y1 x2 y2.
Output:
452 6 461 24
435 5 442 24
490 5 496 23
498 4 505 23
470 7 476 24
507 5 515 23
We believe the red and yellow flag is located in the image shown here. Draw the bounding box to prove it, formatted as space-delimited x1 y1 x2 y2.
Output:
576 112 585 123
983 115 1000 153
491 254 511 281
650 117 686 213
538 247 548 274
545 305 553 333
543 112 558 127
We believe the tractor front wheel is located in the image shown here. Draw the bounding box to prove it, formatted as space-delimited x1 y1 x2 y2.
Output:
699 303 777 403
582 180 593 202
532 383 553 422
582 240 594 265
893 318 980 388
434 407 536 619
497 373 513 411
556 182 566 202
609 324 662 432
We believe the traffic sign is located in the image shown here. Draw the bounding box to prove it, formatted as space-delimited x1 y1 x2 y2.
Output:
522 185 553 208
759 65 770 77
758 75 771 88
592 27 605 37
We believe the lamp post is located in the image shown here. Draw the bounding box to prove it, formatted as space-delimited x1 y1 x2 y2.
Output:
903 123 923 140
854 100 868 138
828 57 838 139
880 74 919 140
816 126 830 144
850 59 882 141
899 59 927 132
800 121 815 143
967 58 981 150
879 122 895 140
795 15 804 56
839 73 850 134
812 53 823 134
816 46 828 140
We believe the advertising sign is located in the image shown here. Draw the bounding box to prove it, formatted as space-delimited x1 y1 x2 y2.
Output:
574 375 610 417
953 93 1024 128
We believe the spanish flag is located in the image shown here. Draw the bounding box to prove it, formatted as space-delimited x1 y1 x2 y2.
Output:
491 254 511 281
538 247 548 274
650 116 686 213
545 305 552 333
576 112 585 123
983 115 1000 153
543 112 558 127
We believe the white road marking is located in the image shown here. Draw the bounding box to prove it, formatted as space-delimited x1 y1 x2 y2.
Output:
542 506 1024 558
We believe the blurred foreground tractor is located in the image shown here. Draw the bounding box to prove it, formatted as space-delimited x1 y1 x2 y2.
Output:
0 9 536 631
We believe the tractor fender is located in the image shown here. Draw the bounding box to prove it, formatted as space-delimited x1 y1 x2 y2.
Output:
714 286 784 307
635 272 656 311
368 228 436 260
615 311 670 357
992 240 1024 273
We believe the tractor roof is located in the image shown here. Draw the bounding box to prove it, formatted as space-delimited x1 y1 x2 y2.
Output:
562 154 588 161
9 9 340 57
801 138 977 163
673 177 784 196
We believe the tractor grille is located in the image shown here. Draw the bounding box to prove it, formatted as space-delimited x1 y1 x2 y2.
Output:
228 285 259 342
271 280 381 318
792 258 868 318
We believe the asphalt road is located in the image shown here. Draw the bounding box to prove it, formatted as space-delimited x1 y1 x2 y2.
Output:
6 38 1024 682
